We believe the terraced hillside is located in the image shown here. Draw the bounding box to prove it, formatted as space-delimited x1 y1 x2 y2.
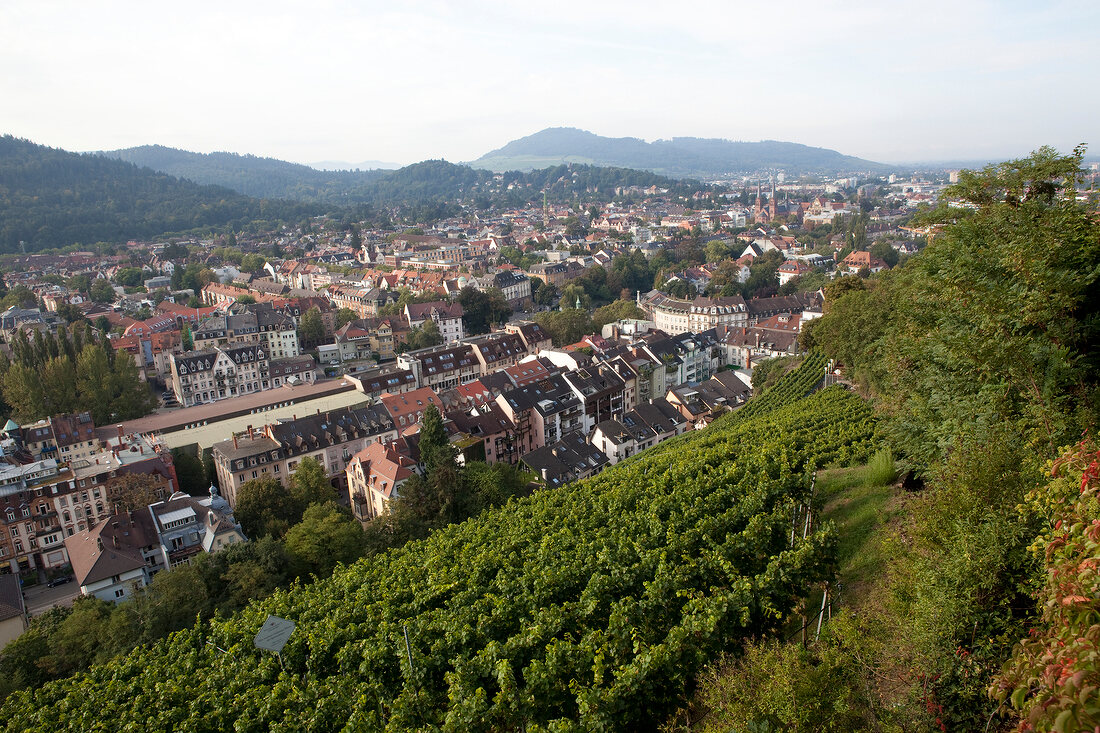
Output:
2 356 877 731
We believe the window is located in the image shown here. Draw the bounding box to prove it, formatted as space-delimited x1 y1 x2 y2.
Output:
251 471 258 479
9 528 16 538
114 589 125 598
21 507 29 517
14 541 23 553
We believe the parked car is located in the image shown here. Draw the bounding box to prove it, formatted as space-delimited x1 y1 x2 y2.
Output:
46 575 73 588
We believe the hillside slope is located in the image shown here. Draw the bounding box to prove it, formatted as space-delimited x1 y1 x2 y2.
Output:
0 136 317 252
471 127 890 177
1 356 877 731
102 145 388 201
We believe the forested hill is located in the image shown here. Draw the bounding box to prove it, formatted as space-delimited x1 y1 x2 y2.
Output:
0 136 319 253
102 145 699 205
470 126 893 177
102 145 389 201
1 137 696 251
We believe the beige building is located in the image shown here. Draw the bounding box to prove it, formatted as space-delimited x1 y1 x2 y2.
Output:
211 404 397 507
345 441 419 524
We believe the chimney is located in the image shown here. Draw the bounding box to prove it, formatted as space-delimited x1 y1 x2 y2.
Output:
247 425 254 440
232 434 239 449
96 537 103 551
117 425 124 439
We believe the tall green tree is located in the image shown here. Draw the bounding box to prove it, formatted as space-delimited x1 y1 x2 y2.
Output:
234 477 301 539
298 306 324 345
284 502 365 578
289 456 336 507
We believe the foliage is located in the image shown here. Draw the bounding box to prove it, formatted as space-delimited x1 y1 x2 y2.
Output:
0 367 877 729
334 307 358 329
284 502 366 578
814 147 1100 469
288 456 337 508
404 319 443 352
88 279 116 303
297 306 324 345
233 476 302 539
0 326 156 423
591 299 645 330
808 147 1100 728
686 623 883 732
0 136 318 252
107 473 167 514
864 447 897 487
458 286 511 335
530 278 559 308
112 267 144 287
750 355 801 395
171 448 208 495
532 308 593 347
993 440 1100 732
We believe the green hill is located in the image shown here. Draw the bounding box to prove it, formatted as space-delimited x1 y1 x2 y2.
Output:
102 145 388 202
0 136 318 252
471 127 893 177
0 356 877 731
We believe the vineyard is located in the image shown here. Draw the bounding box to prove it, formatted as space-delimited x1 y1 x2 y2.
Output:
2 358 877 731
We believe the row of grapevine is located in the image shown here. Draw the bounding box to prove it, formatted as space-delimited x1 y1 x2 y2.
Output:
2 381 876 731
734 351 829 421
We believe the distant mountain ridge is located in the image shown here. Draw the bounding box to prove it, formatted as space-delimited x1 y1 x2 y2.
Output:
470 127 891 177
1 136 699 251
310 159 401 171
102 145 389 202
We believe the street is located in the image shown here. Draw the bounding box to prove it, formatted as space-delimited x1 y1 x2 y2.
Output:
22 582 80 616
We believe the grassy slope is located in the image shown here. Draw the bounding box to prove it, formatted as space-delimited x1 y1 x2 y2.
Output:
670 460 908 731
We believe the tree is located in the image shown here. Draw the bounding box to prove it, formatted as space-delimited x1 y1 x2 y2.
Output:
284 502 365 578
869 240 899 268
591 299 644 330
458 287 511 335
234 477 301 539
114 268 144 287
705 239 732 263
531 278 559 308
89 279 116 303
533 309 593 347
181 326 193 351
559 283 591 310
335 308 358 329
235 295 256 305
288 456 336 508
298 306 324 345
67 274 91 294
171 449 208 496
55 302 85 324
239 253 266 272
107 473 167 513
404 319 443 352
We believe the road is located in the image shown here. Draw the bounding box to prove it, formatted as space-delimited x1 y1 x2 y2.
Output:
22 581 80 616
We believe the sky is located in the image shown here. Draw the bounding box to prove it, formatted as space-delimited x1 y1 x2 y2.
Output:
2 0 1097 168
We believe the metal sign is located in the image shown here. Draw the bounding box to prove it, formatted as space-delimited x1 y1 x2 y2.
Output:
253 615 295 653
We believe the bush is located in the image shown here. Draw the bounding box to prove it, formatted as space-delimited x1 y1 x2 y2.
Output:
865 448 897 486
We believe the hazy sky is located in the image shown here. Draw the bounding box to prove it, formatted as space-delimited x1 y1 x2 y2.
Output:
2 1 1097 167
